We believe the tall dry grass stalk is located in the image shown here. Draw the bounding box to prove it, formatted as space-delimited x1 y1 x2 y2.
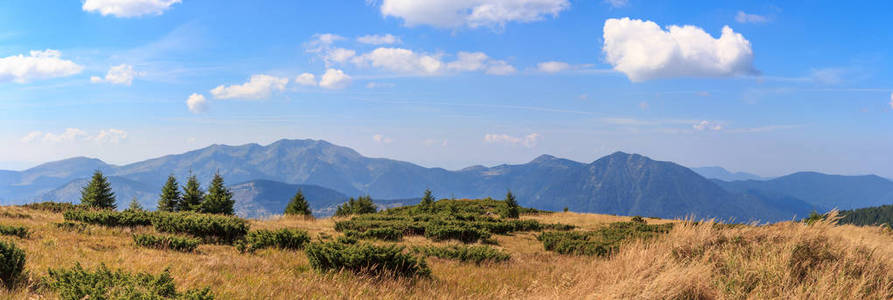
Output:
0 207 889 299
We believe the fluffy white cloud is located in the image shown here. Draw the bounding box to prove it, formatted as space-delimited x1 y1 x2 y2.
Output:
447 52 489 72
94 129 128 144
537 61 570 73
90 64 140 85
295 73 317 86
693 120 723 131
602 18 757 82
357 34 402 45
186 93 207 114
889 93 893 109
210 74 289 99
319 68 351 89
353 48 443 74
379 0 570 29
23 128 129 144
82 0 181 18
485 60 516 75
0 50 83 83
324 48 356 65
484 133 541 148
735 11 769 24
372 134 393 144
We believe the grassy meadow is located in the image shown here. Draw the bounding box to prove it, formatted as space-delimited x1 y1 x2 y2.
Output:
0 203 891 299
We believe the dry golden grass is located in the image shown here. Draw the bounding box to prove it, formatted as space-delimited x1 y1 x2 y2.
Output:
0 207 890 299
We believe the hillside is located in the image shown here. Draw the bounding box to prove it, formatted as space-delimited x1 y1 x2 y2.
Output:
839 204 893 227
0 202 891 299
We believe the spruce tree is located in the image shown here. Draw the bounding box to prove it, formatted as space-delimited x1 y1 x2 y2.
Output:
157 175 181 212
80 170 116 210
284 189 312 216
127 197 144 212
503 190 520 219
417 188 435 213
200 173 234 215
180 173 204 212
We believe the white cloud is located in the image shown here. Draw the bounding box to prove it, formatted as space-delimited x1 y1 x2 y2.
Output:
90 64 140 85
22 128 128 144
82 0 181 18
484 133 541 148
295 73 317 86
423 138 448 147
604 0 628 8
210 74 289 99
372 134 393 144
353 47 443 74
735 11 769 24
319 68 351 89
889 92 893 109
537 61 570 73
379 0 570 29
186 93 207 114
693 120 723 131
324 48 356 65
357 34 402 45
447 52 489 72
0 50 83 83
485 60 516 75
94 129 128 144
602 18 757 82
366 82 395 88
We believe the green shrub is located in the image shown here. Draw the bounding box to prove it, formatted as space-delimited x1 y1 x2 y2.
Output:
46 263 213 299
424 223 491 243
539 222 674 256
62 209 153 227
21 201 79 213
0 211 31 219
305 242 430 278
334 196 377 217
55 221 89 233
236 228 310 253
0 240 25 289
631 216 646 224
0 224 28 239
150 212 249 244
134 234 200 252
343 227 403 242
411 245 510 264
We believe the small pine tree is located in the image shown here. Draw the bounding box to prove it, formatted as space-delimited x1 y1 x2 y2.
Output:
417 188 435 213
127 197 144 212
157 175 181 212
180 173 204 212
200 173 234 215
334 195 377 217
80 170 116 210
284 189 312 217
503 190 520 219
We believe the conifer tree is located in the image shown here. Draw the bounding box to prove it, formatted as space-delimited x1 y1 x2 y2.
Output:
157 175 181 212
127 197 144 212
180 173 204 212
284 189 312 216
80 170 116 210
200 173 234 215
503 190 520 219
417 188 435 213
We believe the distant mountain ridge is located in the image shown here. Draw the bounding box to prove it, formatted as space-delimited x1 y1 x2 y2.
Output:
692 166 767 181
0 138 887 221
713 172 893 210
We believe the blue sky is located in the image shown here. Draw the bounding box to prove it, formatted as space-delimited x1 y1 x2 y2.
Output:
0 0 891 177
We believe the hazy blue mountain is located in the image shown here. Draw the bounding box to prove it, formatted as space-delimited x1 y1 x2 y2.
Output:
0 157 115 203
692 166 766 181
0 139 834 221
34 176 157 209
714 172 893 210
229 180 349 218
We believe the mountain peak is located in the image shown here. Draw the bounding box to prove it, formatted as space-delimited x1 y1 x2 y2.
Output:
531 154 557 163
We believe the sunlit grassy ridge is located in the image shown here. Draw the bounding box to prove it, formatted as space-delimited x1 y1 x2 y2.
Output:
0 202 891 299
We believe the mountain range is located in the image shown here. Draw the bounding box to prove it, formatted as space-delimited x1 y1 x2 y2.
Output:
1 139 891 221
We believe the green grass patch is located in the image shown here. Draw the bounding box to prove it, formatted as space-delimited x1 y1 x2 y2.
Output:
411 245 510 264
133 234 201 253
538 221 674 256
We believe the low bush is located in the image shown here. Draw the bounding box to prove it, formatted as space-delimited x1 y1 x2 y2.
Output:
21 201 79 213
236 228 310 253
63 209 153 227
305 241 430 278
151 212 249 244
0 240 25 289
55 221 89 233
0 224 28 239
0 211 30 219
424 223 491 243
539 222 674 256
46 263 214 299
343 227 403 241
411 245 510 264
134 234 201 252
